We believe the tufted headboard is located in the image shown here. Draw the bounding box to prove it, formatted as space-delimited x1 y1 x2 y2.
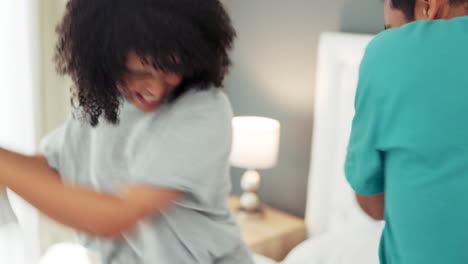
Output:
305 32 381 236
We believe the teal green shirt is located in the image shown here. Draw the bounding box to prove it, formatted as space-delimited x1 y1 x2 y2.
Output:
345 16 468 264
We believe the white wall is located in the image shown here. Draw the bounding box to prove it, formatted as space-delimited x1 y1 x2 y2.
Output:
38 0 76 253
40 0 71 137
0 0 40 154
0 1 42 263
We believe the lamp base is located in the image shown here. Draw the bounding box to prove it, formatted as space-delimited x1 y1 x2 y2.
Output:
237 169 264 217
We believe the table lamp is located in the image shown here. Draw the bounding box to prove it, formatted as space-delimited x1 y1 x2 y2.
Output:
230 116 280 215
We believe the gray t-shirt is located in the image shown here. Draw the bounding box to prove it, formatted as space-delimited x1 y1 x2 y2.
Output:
40 88 254 264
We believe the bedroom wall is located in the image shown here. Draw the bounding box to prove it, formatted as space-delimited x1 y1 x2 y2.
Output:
226 0 384 217
38 0 76 252
40 0 71 138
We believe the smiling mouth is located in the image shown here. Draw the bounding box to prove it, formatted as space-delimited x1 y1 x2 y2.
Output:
136 93 163 108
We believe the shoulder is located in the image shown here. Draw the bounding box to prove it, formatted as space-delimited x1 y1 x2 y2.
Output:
127 87 233 149
358 21 431 92
174 88 232 111
169 88 233 123
136 88 233 152
41 115 87 145
364 18 456 64
140 88 234 141
361 27 408 68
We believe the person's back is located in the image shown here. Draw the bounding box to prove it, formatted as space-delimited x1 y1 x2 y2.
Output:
345 1 468 263
373 17 468 263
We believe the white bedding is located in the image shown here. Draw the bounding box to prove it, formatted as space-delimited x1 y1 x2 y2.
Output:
0 223 26 264
254 254 278 264
254 222 383 264
283 224 382 264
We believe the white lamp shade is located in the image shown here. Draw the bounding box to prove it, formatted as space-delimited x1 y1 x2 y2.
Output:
230 116 281 170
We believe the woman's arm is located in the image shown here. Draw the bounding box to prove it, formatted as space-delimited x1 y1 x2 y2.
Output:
0 148 183 238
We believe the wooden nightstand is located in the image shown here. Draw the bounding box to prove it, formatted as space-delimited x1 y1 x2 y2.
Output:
228 196 307 262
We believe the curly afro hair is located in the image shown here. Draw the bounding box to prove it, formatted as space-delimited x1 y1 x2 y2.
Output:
55 0 236 126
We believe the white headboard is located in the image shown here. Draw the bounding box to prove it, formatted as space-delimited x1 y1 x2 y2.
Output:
305 32 379 236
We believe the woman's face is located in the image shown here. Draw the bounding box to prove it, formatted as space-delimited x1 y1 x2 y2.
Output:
119 51 183 112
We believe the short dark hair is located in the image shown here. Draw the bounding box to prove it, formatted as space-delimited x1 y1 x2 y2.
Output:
55 0 236 126
390 0 468 20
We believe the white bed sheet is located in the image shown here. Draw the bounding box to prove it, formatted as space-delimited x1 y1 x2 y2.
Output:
282 224 383 264
253 221 382 264
0 223 26 264
254 254 278 264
